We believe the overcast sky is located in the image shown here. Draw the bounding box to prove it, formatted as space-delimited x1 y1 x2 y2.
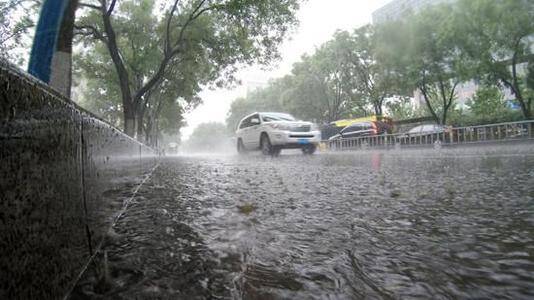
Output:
181 0 392 140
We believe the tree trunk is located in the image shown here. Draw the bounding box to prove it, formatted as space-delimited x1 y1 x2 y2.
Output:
145 116 153 146
502 79 531 120
123 104 136 137
441 108 448 125
136 110 145 142
510 43 532 120
100 3 136 136
517 97 532 120
509 78 531 120
438 79 455 126
374 101 383 116
419 85 441 124
152 120 159 147
147 114 160 148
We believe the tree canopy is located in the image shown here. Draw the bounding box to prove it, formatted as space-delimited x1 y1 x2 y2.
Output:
0 0 39 65
75 0 301 141
452 0 534 119
227 0 533 127
2 0 532 139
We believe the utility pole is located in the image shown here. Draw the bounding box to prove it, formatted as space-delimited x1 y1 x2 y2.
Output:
28 0 78 98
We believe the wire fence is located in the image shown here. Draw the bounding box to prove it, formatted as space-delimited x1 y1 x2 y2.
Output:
325 120 534 151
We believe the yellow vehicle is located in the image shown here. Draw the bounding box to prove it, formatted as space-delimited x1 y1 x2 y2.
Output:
330 115 393 128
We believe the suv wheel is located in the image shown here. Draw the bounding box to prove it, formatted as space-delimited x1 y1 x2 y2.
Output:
260 134 273 155
237 138 246 154
302 144 316 155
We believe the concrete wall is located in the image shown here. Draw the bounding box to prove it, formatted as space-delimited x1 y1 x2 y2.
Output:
0 61 158 299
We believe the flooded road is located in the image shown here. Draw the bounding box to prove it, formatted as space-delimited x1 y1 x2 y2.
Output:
74 145 534 299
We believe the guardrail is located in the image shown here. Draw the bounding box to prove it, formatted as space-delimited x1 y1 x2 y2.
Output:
326 120 534 151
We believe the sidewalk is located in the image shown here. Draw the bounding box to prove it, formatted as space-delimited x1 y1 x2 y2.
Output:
70 165 232 299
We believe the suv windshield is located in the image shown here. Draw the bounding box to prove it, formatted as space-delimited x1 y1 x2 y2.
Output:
261 113 296 122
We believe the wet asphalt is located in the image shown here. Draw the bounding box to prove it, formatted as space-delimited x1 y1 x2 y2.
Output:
73 144 534 299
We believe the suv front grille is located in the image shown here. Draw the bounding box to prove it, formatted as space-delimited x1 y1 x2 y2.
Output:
290 125 311 132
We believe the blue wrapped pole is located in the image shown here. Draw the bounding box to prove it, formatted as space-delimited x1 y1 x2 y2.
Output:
28 0 69 83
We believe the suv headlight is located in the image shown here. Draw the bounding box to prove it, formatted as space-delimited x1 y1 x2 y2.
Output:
311 124 319 131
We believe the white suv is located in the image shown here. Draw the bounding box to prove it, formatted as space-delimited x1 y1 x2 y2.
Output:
236 112 321 155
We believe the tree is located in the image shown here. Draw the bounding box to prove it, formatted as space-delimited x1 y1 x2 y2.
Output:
453 0 534 119
75 0 204 144
467 86 506 117
227 30 372 129
349 25 404 116
225 78 286 131
0 0 39 65
140 71 199 146
408 5 465 126
283 56 334 122
288 41 364 123
76 0 300 137
385 98 416 120
463 85 521 125
376 3 468 125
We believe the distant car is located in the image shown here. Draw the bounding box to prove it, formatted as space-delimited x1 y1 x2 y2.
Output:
398 124 450 144
235 112 321 155
328 121 392 141
406 124 446 136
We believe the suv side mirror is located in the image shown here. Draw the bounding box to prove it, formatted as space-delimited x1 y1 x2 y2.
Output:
250 118 260 125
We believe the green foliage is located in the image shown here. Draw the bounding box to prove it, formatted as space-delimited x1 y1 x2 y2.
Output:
385 98 417 121
288 31 364 122
75 0 300 141
452 86 522 126
4 0 530 134
452 0 534 119
227 0 533 129
376 3 470 125
226 78 287 131
227 28 389 127
350 25 407 115
372 0 534 123
75 0 161 129
528 62 534 91
467 86 507 118
0 0 38 65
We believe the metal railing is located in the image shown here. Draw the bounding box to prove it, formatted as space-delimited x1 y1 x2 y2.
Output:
326 120 534 151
